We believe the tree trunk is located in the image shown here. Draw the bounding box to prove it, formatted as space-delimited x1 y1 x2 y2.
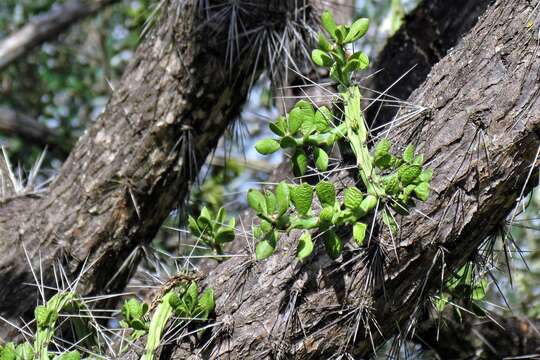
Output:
0 0 317 340
121 0 539 358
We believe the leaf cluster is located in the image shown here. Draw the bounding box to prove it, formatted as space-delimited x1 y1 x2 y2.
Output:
188 207 235 256
255 100 346 176
312 10 370 87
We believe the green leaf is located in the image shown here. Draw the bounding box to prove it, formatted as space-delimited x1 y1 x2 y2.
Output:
214 207 226 232
314 147 329 172
349 51 370 69
434 295 448 313
215 227 235 244
314 106 332 132
297 232 314 260
324 231 343 259
256 240 276 260
300 117 317 136
280 135 297 149
318 33 332 51
360 195 378 214
265 190 277 215
321 10 337 39
196 288 215 318
290 183 313 215
472 279 488 301
247 189 267 215
184 217 199 237
402 144 416 163
55 351 81 360
315 181 336 207
14 343 33 360
319 206 334 228
383 174 400 195
311 49 333 67
292 149 308 177
334 25 347 44
413 182 430 202
398 164 422 185
353 222 367 246
288 108 304 134
255 138 280 155
374 138 392 169
198 207 213 231
185 282 199 310
275 182 291 215
344 18 369 43
269 116 287 136
344 186 364 211
0 343 16 360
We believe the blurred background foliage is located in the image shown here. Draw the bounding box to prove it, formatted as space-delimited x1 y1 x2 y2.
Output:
1 0 539 356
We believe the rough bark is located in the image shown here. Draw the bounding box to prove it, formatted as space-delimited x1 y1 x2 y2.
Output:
0 0 120 71
367 0 495 128
0 0 316 340
0 106 71 156
416 312 540 358
125 0 539 358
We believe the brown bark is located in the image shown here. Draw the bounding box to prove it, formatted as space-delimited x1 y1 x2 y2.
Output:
0 0 317 340
0 0 120 71
416 311 540 358
126 0 539 358
367 0 495 128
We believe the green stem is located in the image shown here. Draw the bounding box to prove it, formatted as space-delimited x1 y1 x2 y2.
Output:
342 86 385 197
142 292 175 360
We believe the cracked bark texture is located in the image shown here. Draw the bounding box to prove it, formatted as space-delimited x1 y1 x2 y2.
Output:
0 0 317 340
0 0 120 71
367 0 495 128
137 0 539 358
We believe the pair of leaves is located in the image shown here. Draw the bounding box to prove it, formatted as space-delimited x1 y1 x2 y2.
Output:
188 207 236 250
248 182 291 220
0 343 34 360
321 10 369 45
121 298 149 331
168 282 215 321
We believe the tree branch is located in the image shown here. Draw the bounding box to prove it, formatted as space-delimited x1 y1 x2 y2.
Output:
0 0 318 340
0 0 120 71
367 0 495 128
0 106 71 156
126 0 540 358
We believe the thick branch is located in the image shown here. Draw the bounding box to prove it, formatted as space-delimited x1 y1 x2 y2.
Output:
367 0 495 127
141 0 540 358
0 0 317 339
0 0 119 71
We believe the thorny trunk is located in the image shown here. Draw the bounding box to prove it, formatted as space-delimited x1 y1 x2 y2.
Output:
133 0 539 358
0 0 316 340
